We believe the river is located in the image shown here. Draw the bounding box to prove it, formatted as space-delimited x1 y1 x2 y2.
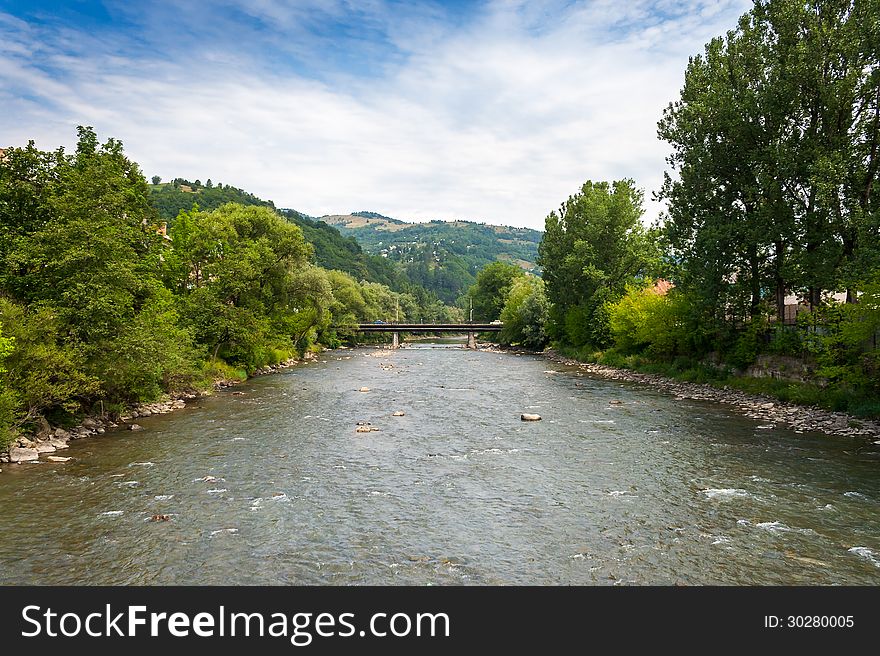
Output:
1 342 879 585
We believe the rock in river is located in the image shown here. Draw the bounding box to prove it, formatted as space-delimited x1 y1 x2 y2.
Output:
521 413 542 421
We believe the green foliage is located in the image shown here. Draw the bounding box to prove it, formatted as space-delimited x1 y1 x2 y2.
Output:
467 261 525 322
149 177 276 222
281 211 406 290
0 299 100 422
499 277 549 349
168 203 313 371
658 0 880 336
728 318 765 371
538 179 662 349
607 283 710 359
800 276 880 390
766 326 803 356
97 287 207 402
0 321 15 449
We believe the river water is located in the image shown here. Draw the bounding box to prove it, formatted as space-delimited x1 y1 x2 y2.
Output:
1 342 879 585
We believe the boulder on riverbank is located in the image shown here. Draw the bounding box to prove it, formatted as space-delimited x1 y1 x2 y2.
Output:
9 447 39 463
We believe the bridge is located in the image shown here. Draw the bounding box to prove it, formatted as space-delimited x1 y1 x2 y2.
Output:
355 323 502 349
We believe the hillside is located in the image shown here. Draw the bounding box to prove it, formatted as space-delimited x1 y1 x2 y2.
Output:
321 213 542 302
322 214 541 269
146 182 543 304
150 179 276 218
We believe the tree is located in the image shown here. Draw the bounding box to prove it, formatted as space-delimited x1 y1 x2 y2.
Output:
658 0 880 338
499 277 549 349
169 203 312 369
467 261 524 322
0 126 186 405
151 175 161 185
538 179 661 347
0 299 100 420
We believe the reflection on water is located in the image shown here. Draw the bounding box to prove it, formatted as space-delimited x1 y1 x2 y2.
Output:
1 343 879 585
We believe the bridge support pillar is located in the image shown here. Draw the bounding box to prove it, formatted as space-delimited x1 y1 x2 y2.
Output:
392 332 400 349
466 331 477 349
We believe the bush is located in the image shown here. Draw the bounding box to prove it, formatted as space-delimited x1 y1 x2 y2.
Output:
499 277 549 349
606 282 693 357
727 318 764 370
767 325 802 356
0 299 101 422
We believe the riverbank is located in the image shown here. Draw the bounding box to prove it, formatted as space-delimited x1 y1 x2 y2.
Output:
544 349 880 440
0 353 319 469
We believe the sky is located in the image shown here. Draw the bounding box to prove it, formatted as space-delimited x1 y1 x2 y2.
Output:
0 0 753 229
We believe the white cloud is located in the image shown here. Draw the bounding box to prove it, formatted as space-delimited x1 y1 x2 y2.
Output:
0 1 752 229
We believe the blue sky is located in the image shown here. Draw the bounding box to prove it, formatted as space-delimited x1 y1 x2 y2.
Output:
0 0 752 228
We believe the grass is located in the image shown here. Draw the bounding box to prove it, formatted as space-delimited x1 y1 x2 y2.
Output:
555 344 880 419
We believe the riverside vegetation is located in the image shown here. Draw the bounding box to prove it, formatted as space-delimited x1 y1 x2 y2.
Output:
485 0 879 421
0 127 460 457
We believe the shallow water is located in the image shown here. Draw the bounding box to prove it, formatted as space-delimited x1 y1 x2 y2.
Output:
1 343 879 584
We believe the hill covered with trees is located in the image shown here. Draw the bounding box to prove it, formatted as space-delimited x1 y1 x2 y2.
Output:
320 213 542 303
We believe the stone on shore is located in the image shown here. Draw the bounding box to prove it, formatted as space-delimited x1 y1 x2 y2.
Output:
9 447 39 463
35 416 53 441
521 413 542 421
34 443 56 453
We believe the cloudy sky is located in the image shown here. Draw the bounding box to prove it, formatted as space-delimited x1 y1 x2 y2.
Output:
0 0 752 229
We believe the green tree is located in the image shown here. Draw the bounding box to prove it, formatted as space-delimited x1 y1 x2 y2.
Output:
169 203 312 369
659 0 880 339
499 277 549 349
538 179 661 347
0 299 101 422
151 175 161 185
467 261 525 322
